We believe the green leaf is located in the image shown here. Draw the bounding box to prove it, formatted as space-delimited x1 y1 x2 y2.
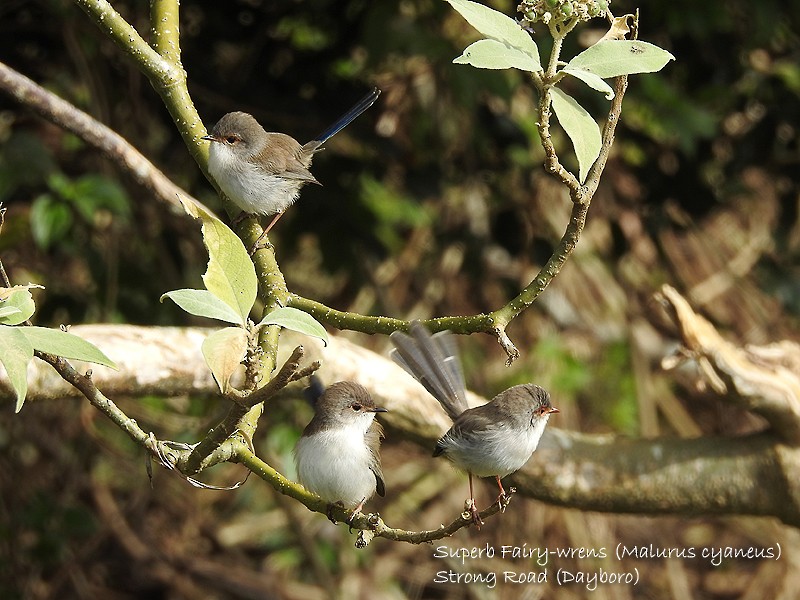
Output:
201 327 249 394
0 289 36 325
178 196 257 324
0 306 22 319
445 0 540 70
160 289 244 325
29 194 73 250
454 39 541 72
19 326 118 369
71 174 131 221
257 307 329 346
567 40 675 79
0 326 34 412
550 87 602 183
561 67 615 99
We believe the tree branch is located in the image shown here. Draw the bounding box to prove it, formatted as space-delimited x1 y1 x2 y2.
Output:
234 441 509 547
33 350 150 447
516 429 800 526
179 345 312 475
150 0 182 63
657 284 800 443
0 60 209 214
74 0 210 179
8 323 800 528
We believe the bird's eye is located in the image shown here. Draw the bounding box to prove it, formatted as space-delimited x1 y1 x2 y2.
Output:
225 135 238 144
351 403 362 412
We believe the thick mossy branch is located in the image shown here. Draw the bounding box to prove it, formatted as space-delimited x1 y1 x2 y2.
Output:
73 0 174 81
75 0 209 176
520 429 800 527
150 0 181 62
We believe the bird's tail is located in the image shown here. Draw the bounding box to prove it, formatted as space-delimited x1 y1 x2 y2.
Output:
314 87 381 144
390 321 468 422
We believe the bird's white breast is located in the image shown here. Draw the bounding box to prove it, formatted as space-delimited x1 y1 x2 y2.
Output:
207 143 302 215
442 413 550 478
294 420 379 508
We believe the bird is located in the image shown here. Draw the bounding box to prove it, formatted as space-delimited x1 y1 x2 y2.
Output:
294 380 387 520
203 88 380 247
390 321 558 527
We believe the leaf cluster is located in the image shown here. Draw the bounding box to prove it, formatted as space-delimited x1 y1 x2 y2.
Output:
160 199 328 394
0 284 115 412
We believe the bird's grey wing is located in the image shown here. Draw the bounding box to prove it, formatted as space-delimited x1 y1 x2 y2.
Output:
261 134 319 182
434 405 497 458
390 321 468 421
374 468 386 498
366 420 385 497
279 164 319 184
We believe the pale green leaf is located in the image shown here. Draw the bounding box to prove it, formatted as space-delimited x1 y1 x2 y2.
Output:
550 87 602 183
567 40 675 79
201 327 248 394
257 307 329 346
0 306 22 319
0 284 45 301
445 0 541 70
454 39 541 72
0 289 35 325
561 67 615 99
160 289 244 325
178 196 257 323
0 326 34 412
19 326 118 369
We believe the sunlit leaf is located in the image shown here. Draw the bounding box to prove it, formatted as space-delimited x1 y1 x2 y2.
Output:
257 307 329 346
568 40 675 79
0 326 34 412
561 67 615 99
201 327 248 393
0 289 36 325
445 0 541 70
160 289 244 325
550 87 602 183
0 306 22 319
0 284 44 301
454 39 541 72
178 196 257 324
19 326 118 369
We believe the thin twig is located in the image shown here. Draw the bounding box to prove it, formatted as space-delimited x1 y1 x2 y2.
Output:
235 442 508 547
235 345 309 409
34 351 151 446
181 344 312 474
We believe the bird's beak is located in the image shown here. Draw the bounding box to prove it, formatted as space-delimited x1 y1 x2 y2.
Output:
372 407 388 413
201 134 217 142
548 407 560 414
